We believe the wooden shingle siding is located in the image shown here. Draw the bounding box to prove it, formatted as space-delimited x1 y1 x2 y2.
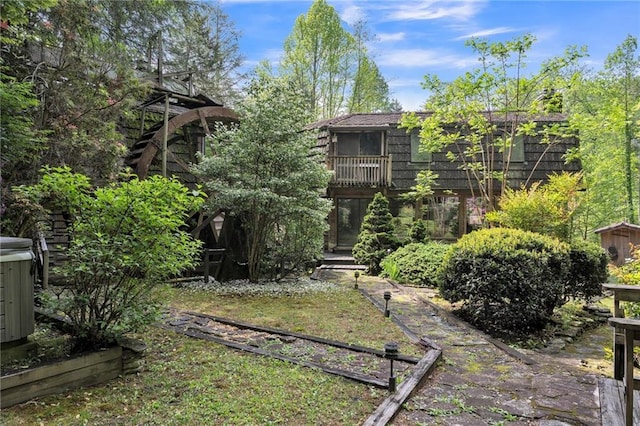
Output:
308 112 581 248
385 125 580 193
387 128 425 190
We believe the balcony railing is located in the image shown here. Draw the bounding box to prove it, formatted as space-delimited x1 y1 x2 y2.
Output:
328 155 392 186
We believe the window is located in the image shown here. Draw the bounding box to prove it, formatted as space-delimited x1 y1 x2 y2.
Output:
336 132 382 156
500 134 525 163
411 131 432 163
510 135 525 163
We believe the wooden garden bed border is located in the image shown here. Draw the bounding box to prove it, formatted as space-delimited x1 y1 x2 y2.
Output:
0 346 122 409
175 309 421 364
364 348 442 425
158 322 396 388
158 311 433 389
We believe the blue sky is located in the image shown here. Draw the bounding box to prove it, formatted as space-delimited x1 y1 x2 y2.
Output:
219 0 639 111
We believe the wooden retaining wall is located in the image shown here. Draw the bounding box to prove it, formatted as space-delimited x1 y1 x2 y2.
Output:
0 346 122 408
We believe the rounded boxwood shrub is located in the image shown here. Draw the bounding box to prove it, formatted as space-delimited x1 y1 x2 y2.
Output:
565 240 608 301
380 242 450 287
439 228 571 334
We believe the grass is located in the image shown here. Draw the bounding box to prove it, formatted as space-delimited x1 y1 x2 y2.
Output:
1 272 418 425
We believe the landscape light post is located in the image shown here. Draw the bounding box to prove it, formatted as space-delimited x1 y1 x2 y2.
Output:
383 291 391 317
384 342 398 392
354 270 360 289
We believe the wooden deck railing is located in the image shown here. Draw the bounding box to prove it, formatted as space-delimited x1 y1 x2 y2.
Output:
329 156 392 187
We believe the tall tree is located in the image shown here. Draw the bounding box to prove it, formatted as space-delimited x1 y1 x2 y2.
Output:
193 72 332 282
604 35 640 223
401 34 584 211
0 0 56 189
1 0 245 234
347 20 393 113
566 35 640 230
280 0 392 119
165 3 244 106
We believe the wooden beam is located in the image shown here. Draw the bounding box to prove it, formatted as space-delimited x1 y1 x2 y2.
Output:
363 349 442 425
190 210 223 237
135 106 238 179
178 310 421 364
157 323 390 388
162 94 169 177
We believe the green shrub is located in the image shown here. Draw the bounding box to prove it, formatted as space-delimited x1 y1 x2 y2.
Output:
380 242 449 287
380 256 401 281
612 244 640 317
439 228 571 334
485 172 583 242
409 219 428 243
352 193 400 274
565 240 608 300
16 167 205 350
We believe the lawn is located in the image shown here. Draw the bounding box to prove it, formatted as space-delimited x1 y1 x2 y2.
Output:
1 272 419 425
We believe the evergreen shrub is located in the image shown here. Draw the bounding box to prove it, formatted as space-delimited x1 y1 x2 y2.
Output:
439 228 571 333
380 242 449 287
352 193 400 274
409 219 428 243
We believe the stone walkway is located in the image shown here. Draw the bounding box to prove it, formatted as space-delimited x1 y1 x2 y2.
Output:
319 269 609 426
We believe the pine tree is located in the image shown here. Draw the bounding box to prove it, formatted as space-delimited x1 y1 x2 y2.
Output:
352 193 400 274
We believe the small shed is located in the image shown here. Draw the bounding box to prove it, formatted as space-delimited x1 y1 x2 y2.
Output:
594 222 640 265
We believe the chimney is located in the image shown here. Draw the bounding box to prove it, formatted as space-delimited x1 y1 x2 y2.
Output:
535 89 563 113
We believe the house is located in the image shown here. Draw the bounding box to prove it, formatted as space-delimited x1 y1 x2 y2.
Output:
307 112 581 251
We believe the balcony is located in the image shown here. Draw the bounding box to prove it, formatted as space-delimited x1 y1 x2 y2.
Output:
329 156 392 187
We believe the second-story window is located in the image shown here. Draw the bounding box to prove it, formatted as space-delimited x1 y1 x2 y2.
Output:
496 133 525 163
336 132 382 156
411 131 432 163
511 135 525 163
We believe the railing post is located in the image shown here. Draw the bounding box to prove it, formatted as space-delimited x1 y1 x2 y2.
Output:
328 156 390 186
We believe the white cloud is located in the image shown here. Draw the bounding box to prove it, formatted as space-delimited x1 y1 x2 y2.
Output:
378 48 475 69
340 4 364 26
386 1 484 22
263 48 284 63
394 88 428 111
454 26 518 40
378 32 406 42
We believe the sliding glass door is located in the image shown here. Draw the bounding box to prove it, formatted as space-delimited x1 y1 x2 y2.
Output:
337 198 371 247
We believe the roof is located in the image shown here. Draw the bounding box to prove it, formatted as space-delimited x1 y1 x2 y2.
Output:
306 111 569 131
594 222 640 234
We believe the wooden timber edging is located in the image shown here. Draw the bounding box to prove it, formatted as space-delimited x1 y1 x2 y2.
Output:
156 322 393 388
358 287 421 344
386 280 538 366
363 348 442 426
0 346 122 409
177 310 421 364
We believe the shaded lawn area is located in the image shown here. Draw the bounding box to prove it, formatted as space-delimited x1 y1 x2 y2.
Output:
1 273 418 425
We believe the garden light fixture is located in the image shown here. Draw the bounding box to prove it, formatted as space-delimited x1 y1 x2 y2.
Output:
384 342 399 392
354 270 360 289
383 291 391 317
